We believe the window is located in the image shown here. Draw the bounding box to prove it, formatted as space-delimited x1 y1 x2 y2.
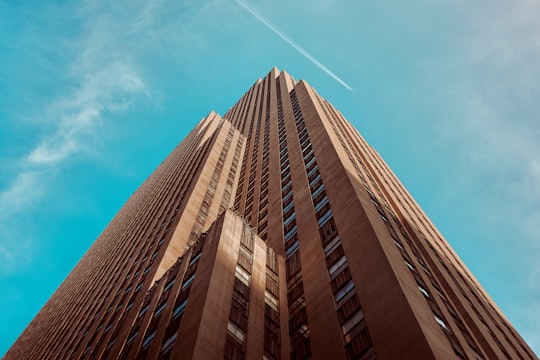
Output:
308 173 321 188
235 265 251 286
266 272 279 296
282 180 292 193
435 315 448 330
335 280 355 303
345 327 373 358
341 309 365 335
265 290 279 311
314 196 329 212
290 335 311 359
317 209 333 226
282 190 293 204
142 330 156 349
283 199 294 213
285 240 299 258
287 282 304 304
337 294 361 323
302 143 313 156
405 261 415 271
305 155 316 170
173 300 187 319
319 218 338 246
311 183 325 198
182 274 195 289
139 304 150 316
155 303 166 316
280 158 289 171
418 286 430 298
227 321 246 344
239 246 253 264
284 222 297 239
289 307 308 332
324 235 341 255
300 136 311 150
331 265 351 294
189 252 202 266
238 250 253 272
284 212 296 227
127 330 138 345
161 331 178 354
329 255 347 276
106 339 115 350
240 234 254 252
303 149 314 162
164 279 175 292
286 251 302 280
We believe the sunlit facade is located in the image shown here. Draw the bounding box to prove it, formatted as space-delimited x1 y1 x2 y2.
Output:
6 68 536 360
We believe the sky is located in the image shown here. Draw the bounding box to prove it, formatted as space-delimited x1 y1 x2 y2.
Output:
1 0 539 356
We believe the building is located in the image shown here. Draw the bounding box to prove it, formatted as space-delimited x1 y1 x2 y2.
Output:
5 68 537 360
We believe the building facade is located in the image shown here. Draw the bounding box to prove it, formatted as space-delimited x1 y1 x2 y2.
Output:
6 68 537 360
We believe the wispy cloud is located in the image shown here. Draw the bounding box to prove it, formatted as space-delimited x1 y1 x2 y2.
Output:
0 172 43 219
0 2 149 274
27 62 146 166
0 172 40 273
0 0 230 275
234 0 353 92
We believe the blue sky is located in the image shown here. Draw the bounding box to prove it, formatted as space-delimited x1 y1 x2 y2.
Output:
1 0 539 356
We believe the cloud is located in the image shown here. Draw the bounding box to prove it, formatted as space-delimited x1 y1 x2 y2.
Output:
0 2 149 274
27 62 146 166
0 172 43 220
0 172 41 274
0 0 230 275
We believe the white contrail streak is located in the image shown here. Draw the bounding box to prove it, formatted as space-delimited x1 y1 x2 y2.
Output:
234 0 353 92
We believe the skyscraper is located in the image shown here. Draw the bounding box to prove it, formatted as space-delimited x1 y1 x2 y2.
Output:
6 68 536 359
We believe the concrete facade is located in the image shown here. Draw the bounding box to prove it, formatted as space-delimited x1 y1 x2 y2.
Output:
5 69 537 360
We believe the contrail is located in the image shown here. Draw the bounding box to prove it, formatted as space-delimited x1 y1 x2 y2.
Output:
234 0 353 92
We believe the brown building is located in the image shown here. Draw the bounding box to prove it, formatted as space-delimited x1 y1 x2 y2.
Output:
5 68 537 360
